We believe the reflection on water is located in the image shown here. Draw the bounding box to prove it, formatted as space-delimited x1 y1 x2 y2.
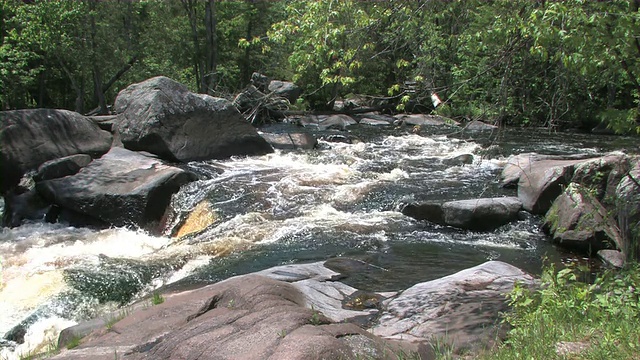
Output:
0 126 635 359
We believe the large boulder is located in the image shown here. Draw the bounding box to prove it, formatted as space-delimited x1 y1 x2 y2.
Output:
36 147 196 230
259 132 317 150
393 114 458 127
268 80 302 104
543 183 622 253
616 159 640 260
571 152 630 205
501 153 596 188
442 197 523 231
52 267 418 360
0 109 113 193
401 198 522 231
114 76 273 162
516 157 596 214
372 261 535 354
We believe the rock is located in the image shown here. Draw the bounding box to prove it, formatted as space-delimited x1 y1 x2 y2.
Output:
318 114 358 131
517 157 596 214
268 80 302 104
571 152 630 204
359 117 393 126
442 197 523 231
115 76 273 162
394 114 458 127
616 159 640 261
36 147 196 230
556 341 591 357
464 120 498 131
51 272 416 360
233 84 267 113
259 132 317 150
251 72 271 92
34 154 93 181
543 183 621 253
443 154 474 167
0 109 113 194
372 261 535 354
1 188 51 227
400 202 445 226
598 250 625 268
501 153 597 188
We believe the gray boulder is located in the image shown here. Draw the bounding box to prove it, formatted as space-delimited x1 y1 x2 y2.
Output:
543 183 622 253
318 114 358 131
443 154 474 167
616 159 640 261
34 154 93 182
442 197 523 231
571 152 630 204
372 261 535 354
115 76 273 162
464 120 498 131
401 202 445 225
516 157 596 214
268 80 302 104
0 109 112 193
36 147 196 230
394 114 458 127
259 132 317 150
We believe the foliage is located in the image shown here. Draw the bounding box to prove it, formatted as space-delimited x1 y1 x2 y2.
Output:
1 0 638 133
479 263 640 359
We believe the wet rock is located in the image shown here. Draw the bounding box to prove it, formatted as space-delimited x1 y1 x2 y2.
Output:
400 202 445 226
259 132 317 150
115 76 273 162
34 154 93 182
318 114 357 131
1 188 51 227
464 120 498 131
268 80 302 104
442 197 523 231
357 113 395 126
393 114 458 127
36 147 196 230
372 261 536 354
501 153 596 188
543 183 621 254
320 134 361 144
0 109 112 193
443 153 474 167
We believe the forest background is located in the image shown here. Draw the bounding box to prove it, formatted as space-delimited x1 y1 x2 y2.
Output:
1 0 639 134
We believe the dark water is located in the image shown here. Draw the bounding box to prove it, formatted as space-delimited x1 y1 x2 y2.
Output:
0 124 636 358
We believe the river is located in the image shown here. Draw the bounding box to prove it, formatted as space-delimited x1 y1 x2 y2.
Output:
0 124 636 359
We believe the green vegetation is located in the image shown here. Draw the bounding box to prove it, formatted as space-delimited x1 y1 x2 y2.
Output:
151 291 164 305
1 0 638 133
476 263 640 360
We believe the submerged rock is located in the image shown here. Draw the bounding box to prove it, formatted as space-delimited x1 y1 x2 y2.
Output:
115 76 273 162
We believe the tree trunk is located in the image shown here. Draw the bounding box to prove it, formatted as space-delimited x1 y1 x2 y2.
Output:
182 0 204 92
203 0 217 94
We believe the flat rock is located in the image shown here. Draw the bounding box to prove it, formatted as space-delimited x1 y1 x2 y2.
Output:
0 109 112 193
372 261 535 354
36 147 196 229
442 197 523 231
35 154 93 181
464 120 498 131
115 76 273 162
259 132 317 150
394 114 458 127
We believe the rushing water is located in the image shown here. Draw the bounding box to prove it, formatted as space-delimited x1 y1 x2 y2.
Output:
0 124 636 359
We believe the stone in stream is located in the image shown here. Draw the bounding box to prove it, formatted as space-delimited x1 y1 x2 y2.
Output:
0 109 113 194
114 76 273 162
401 197 522 231
259 132 318 150
52 260 532 360
36 147 196 230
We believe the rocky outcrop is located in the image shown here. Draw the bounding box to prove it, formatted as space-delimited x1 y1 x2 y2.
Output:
34 154 93 182
52 260 530 360
115 76 273 162
37 147 196 230
0 109 112 193
616 160 640 260
464 120 498 131
402 197 522 231
543 183 622 253
372 261 535 354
